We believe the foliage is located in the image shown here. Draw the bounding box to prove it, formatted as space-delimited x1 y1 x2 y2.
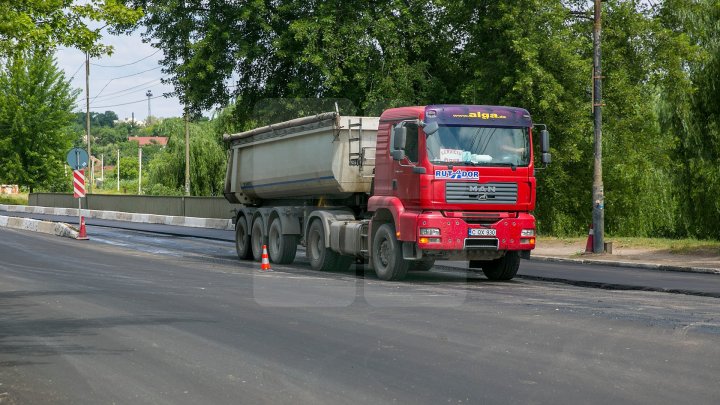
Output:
146 118 226 196
124 0 718 238
0 193 27 205
74 111 119 128
0 50 79 193
0 0 142 57
657 0 720 239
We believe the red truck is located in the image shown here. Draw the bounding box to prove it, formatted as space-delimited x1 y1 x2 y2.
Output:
223 104 550 281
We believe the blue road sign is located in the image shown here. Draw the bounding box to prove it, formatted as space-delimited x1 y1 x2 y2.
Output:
66 148 89 170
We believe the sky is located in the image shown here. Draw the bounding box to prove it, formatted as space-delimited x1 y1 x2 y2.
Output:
56 30 184 123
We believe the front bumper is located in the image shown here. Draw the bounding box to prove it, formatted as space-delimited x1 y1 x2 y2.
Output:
414 212 536 259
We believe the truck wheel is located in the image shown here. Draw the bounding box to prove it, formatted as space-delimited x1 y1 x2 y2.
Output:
409 258 435 272
372 223 409 281
268 217 297 264
250 218 265 262
235 216 252 260
306 220 352 272
481 251 520 281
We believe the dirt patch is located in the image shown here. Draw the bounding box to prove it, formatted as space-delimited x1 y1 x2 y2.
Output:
535 239 720 270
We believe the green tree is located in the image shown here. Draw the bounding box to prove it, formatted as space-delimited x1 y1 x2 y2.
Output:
128 0 710 238
657 0 720 239
146 118 225 196
0 50 79 192
0 1 142 57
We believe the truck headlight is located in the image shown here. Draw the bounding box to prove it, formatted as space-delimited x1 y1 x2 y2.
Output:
419 228 441 236
521 229 535 237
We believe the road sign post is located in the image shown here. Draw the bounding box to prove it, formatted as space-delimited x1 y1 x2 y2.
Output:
73 169 88 239
68 147 90 240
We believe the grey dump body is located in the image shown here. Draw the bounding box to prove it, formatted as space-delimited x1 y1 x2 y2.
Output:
223 112 379 205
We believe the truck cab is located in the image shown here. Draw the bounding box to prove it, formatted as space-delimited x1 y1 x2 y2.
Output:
367 105 550 280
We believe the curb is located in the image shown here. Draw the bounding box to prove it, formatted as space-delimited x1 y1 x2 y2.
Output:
0 204 234 231
530 255 720 275
0 215 78 239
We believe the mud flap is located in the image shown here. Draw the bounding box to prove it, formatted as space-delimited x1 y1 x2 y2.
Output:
402 242 423 260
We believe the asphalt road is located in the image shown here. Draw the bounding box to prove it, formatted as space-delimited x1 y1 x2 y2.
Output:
1 227 719 404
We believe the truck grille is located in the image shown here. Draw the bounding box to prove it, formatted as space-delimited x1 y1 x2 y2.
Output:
446 182 518 204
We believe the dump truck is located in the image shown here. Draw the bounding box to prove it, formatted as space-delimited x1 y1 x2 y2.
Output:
223 104 550 281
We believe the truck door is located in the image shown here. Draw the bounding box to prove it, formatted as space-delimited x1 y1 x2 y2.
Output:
393 123 421 209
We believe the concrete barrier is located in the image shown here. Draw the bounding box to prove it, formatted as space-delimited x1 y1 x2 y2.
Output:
28 193 237 219
0 204 234 230
0 215 78 239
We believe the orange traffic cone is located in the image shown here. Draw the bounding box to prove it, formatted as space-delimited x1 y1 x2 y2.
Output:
260 245 271 271
584 223 593 253
77 216 89 240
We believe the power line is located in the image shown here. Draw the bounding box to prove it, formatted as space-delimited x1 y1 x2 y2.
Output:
68 62 85 80
92 94 167 109
90 49 161 68
91 78 164 101
91 66 163 101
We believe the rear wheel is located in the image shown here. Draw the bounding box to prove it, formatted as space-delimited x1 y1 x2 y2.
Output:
234 216 252 260
268 217 297 264
372 223 409 281
250 218 265 261
306 220 352 272
481 251 520 281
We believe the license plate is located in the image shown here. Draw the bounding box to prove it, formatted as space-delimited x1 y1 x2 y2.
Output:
468 228 496 237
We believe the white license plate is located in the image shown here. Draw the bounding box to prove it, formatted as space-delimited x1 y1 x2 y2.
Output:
468 228 496 237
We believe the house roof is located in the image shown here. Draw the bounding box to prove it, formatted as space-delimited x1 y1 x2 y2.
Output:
128 136 168 146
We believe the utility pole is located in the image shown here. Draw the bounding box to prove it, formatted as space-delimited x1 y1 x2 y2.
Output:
592 0 605 253
117 149 120 192
138 147 142 195
85 52 92 193
184 110 190 195
146 90 153 124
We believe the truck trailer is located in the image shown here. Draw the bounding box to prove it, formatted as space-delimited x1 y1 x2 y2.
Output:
223 104 550 281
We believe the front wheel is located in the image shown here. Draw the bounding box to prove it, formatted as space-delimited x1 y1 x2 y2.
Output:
481 251 520 281
372 223 409 281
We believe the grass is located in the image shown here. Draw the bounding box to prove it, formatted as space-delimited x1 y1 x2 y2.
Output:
539 236 720 255
0 193 28 205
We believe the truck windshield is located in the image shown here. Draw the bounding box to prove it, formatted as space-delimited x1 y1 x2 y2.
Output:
426 126 530 166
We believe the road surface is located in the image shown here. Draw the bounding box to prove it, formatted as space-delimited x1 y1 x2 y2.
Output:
1 227 719 404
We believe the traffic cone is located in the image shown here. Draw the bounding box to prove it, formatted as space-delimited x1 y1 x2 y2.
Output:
584 223 594 253
260 245 271 271
77 216 89 240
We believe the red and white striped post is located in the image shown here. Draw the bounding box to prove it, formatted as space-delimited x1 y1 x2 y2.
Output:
73 169 88 240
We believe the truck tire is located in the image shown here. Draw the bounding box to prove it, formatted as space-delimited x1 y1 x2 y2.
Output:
268 217 297 264
306 220 352 272
251 218 265 262
372 223 409 281
480 251 520 281
235 216 252 260
409 258 435 272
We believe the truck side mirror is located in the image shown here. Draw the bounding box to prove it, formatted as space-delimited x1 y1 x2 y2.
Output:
391 149 405 161
540 129 551 165
540 129 550 153
393 126 407 151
